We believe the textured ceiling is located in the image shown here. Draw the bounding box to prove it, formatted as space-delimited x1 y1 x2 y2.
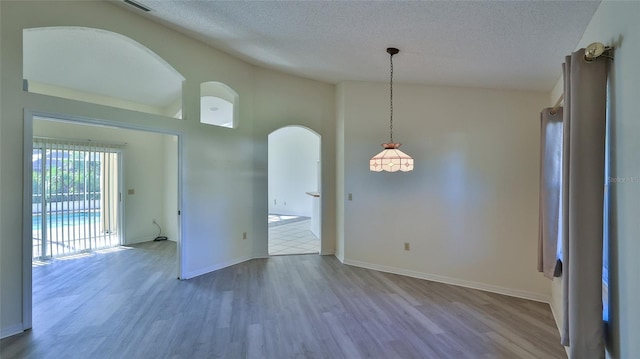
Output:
117 0 600 92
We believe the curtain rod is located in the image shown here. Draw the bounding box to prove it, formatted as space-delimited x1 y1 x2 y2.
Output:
549 42 613 115
550 93 564 115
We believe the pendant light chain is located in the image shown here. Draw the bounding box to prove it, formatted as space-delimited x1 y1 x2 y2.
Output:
370 47 413 172
389 51 394 144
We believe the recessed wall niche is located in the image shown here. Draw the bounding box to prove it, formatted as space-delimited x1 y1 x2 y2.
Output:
200 81 239 128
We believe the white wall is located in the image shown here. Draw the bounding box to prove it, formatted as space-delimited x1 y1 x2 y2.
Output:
547 2 640 358
163 135 179 242
0 1 336 337
32 119 176 245
338 81 550 300
268 126 320 217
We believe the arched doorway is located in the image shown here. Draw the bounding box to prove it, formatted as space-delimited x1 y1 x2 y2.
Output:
268 126 321 255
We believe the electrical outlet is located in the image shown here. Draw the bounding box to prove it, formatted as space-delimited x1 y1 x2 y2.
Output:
128 189 135 195
274 199 277 205
348 193 353 201
242 232 247 240
404 242 410 251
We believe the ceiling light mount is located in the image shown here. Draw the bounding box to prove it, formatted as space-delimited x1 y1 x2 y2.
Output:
370 47 414 173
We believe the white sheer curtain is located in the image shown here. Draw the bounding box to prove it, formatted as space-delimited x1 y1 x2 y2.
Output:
538 109 563 279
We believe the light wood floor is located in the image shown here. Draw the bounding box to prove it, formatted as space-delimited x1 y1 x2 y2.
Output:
1 241 566 358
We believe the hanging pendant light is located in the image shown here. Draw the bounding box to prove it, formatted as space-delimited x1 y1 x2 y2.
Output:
370 48 414 172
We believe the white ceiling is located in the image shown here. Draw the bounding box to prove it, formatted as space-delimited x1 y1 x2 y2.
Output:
117 0 600 92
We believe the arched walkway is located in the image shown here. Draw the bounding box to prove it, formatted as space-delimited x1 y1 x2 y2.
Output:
268 126 321 255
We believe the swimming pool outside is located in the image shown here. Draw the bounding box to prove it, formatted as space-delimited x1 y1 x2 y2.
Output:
32 211 119 259
32 211 100 230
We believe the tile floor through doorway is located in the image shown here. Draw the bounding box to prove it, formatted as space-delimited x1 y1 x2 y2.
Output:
268 214 319 255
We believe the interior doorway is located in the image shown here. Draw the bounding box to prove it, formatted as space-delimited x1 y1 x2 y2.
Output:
24 113 183 331
268 126 321 255
30 116 181 259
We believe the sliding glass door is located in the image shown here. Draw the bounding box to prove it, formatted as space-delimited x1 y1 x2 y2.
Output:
32 139 122 259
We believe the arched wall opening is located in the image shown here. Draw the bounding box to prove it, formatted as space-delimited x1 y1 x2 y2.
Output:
23 27 185 118
199 81 240 128
268 126 321 255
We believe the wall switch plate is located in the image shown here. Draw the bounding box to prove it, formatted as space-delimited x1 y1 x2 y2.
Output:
128 189 135 195
348 193 353 201
243 232 247 240
404 242 410 251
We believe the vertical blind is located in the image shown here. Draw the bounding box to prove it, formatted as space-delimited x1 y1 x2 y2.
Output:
32 138 122 259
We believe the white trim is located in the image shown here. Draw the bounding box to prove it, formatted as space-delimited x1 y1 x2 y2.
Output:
0 324 25 339
181 256 253 280
550 299 570 357
549 300 563 333
22 110 34 331
343 258 551 303
176 126 184 280
334 252 345 263
548 299 569 356
320 250 335 256
115 148 125 250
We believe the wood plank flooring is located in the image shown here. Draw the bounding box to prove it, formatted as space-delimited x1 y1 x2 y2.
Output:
1 241 566 358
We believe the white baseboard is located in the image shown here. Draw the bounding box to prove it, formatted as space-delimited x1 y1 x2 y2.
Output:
549 301 562 332
124 236 155 245
343 258 550 303
320 250 335 256
334 251 345 263
1 324 24 339
548 301 569 356
181 255 252 279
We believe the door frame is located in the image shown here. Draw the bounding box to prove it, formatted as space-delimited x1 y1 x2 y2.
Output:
22 109 185 330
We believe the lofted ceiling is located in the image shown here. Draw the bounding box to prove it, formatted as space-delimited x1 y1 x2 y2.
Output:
115 0 601 92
